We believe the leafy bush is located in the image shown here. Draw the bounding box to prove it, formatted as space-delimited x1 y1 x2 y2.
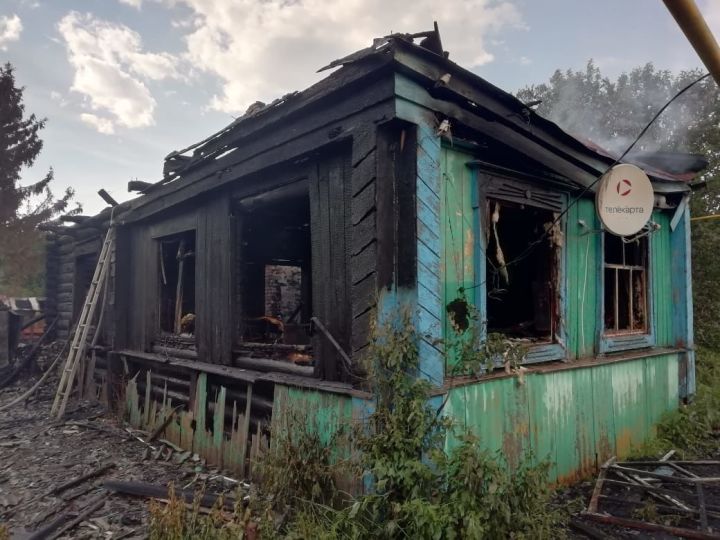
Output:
150 315 566 539
282 312 565 539
259 409 348 507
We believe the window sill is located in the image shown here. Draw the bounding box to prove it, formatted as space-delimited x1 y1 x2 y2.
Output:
600 333 654 354
523 342 566 365
439 345 687 394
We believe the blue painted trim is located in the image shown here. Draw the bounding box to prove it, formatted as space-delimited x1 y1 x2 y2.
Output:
415 121 444 386
523 343 566 364
470 165 486 336
670 194 689 232
671 206 695 398
598 225 656 354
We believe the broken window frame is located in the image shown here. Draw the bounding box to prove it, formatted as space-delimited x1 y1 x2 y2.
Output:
474 174 568 365
156 229 197 338
232 181 313 351
599 231 655 353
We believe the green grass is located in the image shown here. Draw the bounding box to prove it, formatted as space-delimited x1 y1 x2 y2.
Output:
631 347 720 458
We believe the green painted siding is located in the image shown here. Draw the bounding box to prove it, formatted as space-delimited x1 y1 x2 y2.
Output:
566 198 601 358
652 210 674 347
445 353 680 483
440 146 477 372
272 385 354 447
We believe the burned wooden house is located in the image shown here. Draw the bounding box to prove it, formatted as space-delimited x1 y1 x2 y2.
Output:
45 28 704 482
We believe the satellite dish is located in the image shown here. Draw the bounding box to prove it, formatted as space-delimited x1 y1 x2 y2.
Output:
596 164 654 236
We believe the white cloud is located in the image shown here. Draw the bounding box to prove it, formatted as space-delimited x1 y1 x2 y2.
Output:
50 90 68 107
118 0 143 9
519 56 531 65
159 0 525 114
80 113 115 134
0 14 22 50
57 11 181 133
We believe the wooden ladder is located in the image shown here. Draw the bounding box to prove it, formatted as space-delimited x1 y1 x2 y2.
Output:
51 226 115 419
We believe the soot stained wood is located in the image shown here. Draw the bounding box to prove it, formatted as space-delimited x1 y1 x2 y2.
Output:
349 124 379 356
310 146 352 382
196 197 233 365
184 56 393 165
113 226 131 349
376 121 418 292
127 75 394 223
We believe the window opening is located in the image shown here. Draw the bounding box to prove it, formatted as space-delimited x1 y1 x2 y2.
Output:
240 189 312 348
603 234 648 334
485 200 560 342
73 253 97 323
158 230 196 336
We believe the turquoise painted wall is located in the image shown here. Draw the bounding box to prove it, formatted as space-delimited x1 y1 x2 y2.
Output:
444 353 680 483
439 146 682 361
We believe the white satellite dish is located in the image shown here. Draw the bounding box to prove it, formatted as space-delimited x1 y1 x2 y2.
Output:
596 164 654 236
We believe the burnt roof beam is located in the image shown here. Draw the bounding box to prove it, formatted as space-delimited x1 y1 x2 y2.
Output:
122 70 396 223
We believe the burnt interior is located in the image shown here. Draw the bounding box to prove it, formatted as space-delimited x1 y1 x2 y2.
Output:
159 230 196 335
239 189 312 347
485 200 557 341
604 234 648 334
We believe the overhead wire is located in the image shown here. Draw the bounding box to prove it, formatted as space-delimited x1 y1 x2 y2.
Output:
432 71 712 421
463 72 711 292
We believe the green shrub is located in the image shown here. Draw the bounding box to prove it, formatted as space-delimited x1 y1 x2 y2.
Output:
282 312 565 539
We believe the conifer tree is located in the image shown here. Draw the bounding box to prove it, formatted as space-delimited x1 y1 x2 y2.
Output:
0 63 78 295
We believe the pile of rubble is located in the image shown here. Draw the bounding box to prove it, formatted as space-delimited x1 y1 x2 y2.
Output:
571 452 720 539
0 348 243 539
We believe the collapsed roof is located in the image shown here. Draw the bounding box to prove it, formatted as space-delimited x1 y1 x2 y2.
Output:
70 25 710 224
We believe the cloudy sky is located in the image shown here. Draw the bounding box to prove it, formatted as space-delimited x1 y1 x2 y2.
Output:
2 0 718 214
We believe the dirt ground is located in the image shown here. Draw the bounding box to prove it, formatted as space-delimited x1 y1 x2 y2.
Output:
0 357 240 539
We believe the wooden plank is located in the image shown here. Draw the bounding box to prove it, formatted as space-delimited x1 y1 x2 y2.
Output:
143 370 152 426
351 148 377 196
351 179 376 226
239 383 253 477
350 241 377 285
351 210 376 256
118 349 372 398
327 149 351 381
213 386 226 468
192 373 208 457
351 272 377 319
396 123 418 289
196 197 233 365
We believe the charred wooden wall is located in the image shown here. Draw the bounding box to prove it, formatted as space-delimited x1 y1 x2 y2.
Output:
45 229 104 340
87 62 399 382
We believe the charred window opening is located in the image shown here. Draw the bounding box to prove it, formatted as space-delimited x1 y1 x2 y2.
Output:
73 253 97 323
604 234 648 334
239 189 312 347
158 231 196 335
485 200 560 341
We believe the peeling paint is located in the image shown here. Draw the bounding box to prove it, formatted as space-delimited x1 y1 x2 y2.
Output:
445 354 680 483
123 371 266 477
